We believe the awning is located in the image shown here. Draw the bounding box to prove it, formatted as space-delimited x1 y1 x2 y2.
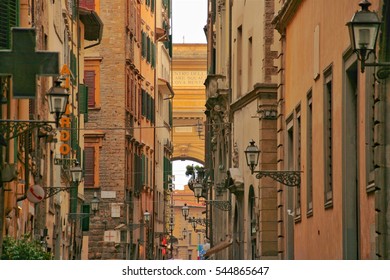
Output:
79 8 104 41
204 238 233 257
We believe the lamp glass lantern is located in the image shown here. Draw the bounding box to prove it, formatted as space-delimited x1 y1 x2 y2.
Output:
182 228 187 239
169 222 174 232
193 183 203 199
182 203 189 220
244 140 260 173
70 163 83 184
91 192 100 213
191 217 197 231
144 210 150 223
47 80 70 126
347 0 381 69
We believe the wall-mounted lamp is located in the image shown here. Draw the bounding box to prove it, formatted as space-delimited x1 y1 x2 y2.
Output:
245 140 302 187
90 192 100 214
347 0 390 77
46 80 70 127
181 203 189 220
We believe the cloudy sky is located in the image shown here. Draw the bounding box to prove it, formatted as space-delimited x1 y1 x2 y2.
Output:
172 0 207 44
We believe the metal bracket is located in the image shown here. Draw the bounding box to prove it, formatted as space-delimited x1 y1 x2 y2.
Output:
207 200 232 211
43 186 76 199
0 120 55 140
253 170 301 187
68 213 90 220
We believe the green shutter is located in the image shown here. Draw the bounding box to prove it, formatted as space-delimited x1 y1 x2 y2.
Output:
142 32 146 58
141 154 145 185
168 100 172 126
147 36 151 63
71 115 78 151
70 51 77 82
151 43 156 68
70 182 78 214
147 93 151 121
151 96 155 124
79 84 88 122
81 204 90 231
151 0 155 12
0 0 19 49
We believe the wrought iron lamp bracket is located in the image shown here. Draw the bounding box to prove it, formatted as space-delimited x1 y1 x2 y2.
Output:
0 120 56 140
253 170 301 187
68 213 90 220
207 200 232 211
43 186 76 199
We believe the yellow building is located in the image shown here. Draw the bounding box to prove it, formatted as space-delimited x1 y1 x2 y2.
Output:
173 186 206 260
172 44 207 163
0 0 102 259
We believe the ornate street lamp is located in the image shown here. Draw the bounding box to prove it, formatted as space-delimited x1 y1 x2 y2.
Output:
191 217 197 231
70 162 83 185
244 140 260 174
144 210 150 223
181 203 189 220
347 0 390 77
46 80 70 127
91 192 100 214
144 210 153 259
193 183 203 202
245 140 301 187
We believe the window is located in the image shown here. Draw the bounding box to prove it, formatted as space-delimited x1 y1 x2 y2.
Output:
236 25 242 98
306 91 313 215
84 59 101 108
294 106 301 220
84 135 103 188
248 36 253 90
324 67 333 206
84 146 95 187
0 0 18 49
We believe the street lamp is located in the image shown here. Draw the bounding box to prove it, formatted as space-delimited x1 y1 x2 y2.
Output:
144 210 153 259
181 203 189 220
91 192 100 214
193 183 203 202
144 210 150 223
70 162 83 185
244 140 260 173
347 0 390 77
46 80 70 127
245 140 301 187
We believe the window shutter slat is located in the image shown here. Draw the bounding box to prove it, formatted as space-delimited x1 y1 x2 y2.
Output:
84 147 95 187
84 70 96 107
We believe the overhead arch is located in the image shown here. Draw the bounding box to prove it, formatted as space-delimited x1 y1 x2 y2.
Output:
172 44 207 165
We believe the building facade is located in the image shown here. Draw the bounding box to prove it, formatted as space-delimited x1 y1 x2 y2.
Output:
0 0 102 259
83 0 173 260
204 0 281 259
273 0 390 259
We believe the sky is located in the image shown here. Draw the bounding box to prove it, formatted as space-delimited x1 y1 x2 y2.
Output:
171 0 207 189
172 0 208 44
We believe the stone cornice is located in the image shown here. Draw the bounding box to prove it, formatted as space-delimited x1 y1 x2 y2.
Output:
272 0 303 34
230 83 277 114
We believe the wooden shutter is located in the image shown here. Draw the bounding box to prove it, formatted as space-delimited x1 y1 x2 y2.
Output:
84 146 95 187
84 70 96 107
79 84 88 121
0 0 18 49
81 204 90 231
